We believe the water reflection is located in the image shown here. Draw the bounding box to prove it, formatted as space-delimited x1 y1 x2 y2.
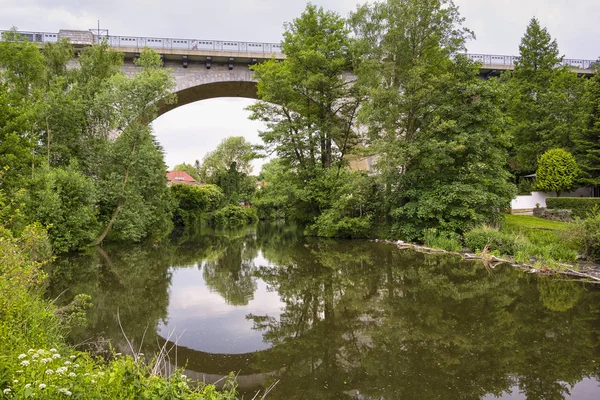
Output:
48 224 600 399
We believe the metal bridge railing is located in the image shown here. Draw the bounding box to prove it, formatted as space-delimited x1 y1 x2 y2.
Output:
1 30 597 68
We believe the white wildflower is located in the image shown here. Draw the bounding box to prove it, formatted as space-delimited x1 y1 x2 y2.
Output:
20 360 30 367
3 388 11 394
91 380 96 384
39 384 46 389
83 373 89 377
64 361 71 365
27 349 35 354
31 353 39 359
18 354 27 359
52 354 61 359
49 348 57 353
68 373 76 377
40 358 50 364
69 355 76 359
37 349 45 355
45 369 54 375
16 370 23 374
25 384 31 388
56 367 67 374
73 364 79 368
13 380 18 383
181 375 187 379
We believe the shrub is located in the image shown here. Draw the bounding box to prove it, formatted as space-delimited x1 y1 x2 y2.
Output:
535 148 579 196
532 207 572 222
464 226 516 255
25 165 98 253
170 184 224 227
211 205 258 226
546 197 600 219
308 210 372 238
422 228 463 252
572 206 600 261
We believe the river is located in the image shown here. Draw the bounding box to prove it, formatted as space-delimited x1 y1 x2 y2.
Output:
48 224 600 399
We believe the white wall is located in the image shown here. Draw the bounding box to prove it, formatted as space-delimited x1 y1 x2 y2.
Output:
510 187 593 211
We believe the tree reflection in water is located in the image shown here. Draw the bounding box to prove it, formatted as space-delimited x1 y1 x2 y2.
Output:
48 224 600 400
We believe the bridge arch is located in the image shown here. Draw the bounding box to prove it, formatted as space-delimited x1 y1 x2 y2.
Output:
151 65 259 117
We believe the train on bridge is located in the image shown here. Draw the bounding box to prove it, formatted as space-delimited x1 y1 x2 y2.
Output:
1 29 598 71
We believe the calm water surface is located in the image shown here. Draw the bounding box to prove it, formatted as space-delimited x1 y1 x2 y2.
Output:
48 224 600 399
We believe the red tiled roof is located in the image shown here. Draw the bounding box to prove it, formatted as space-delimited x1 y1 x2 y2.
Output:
166 170 197 184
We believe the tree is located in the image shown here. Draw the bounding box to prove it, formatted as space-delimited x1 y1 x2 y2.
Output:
247 4 361 177
507 18 585 173
170 184 224 227
198 136 256 183
574 69 600 186
173 162 201 182
247 4 363 228
24 163 98 253
536 148 579 196
95 48 176 244
350 0 515 239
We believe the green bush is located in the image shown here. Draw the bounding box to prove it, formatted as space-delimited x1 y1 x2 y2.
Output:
25 165 98 253
422 228 463 252
308 209 372 238
535 148 579 195
546 197 600 219
211 205 258 226
171 184 224 227
464 226 516 255
572 206 600 261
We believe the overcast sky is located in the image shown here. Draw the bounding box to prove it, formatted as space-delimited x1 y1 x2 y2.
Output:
2 0 599 173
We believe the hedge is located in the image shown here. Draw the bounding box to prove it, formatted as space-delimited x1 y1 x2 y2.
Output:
546 197 600 219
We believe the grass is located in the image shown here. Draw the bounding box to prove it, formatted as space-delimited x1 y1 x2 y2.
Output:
502 214 571 231
460 214 580 267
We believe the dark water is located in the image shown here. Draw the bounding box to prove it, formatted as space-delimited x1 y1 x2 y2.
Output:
48 224 600 399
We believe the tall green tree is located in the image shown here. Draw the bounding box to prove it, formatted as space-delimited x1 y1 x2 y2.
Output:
247 4 361 177
507 18 585 173
575 69 600 186
95 48 176 244
198 136 256 183
351 0 515 239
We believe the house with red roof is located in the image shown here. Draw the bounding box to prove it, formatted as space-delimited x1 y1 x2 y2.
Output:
166 171 200 187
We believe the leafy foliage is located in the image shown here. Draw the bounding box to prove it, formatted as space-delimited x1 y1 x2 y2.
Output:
546 197 600 219
535 148 579 195
24 164 98 253
170 184 224 227
351 0 514 240
507 18 585 173
211 205 258 227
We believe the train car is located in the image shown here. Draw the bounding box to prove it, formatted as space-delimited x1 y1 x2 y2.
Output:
222 41 240 52
271 43 283 53
43 33 58 43
145 38 164 49
197 40 215 51
171 39 190 50
116 36 139 48
246 42 265 52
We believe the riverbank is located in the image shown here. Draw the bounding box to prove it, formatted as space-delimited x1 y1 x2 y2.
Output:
0 226 238 399
376 214 600 284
